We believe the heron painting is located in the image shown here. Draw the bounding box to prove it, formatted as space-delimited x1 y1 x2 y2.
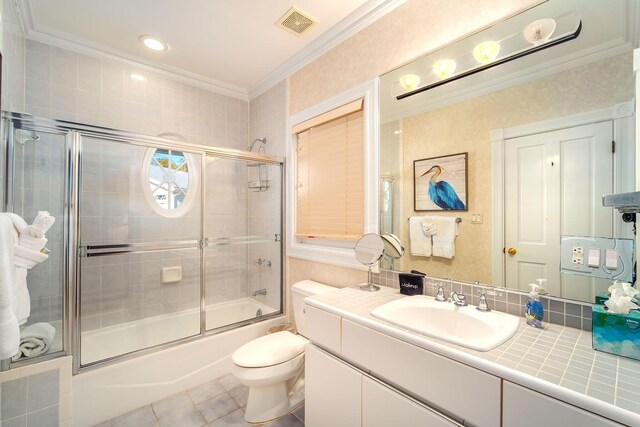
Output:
414 153 468 211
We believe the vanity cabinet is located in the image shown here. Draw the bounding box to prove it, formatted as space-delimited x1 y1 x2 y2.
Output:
502 382 620 427
306 344 459 427
305 345 361 427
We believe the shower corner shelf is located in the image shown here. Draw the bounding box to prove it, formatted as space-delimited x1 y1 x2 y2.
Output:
248 180 270 191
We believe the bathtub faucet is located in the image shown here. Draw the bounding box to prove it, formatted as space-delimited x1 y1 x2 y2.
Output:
252 288 267 297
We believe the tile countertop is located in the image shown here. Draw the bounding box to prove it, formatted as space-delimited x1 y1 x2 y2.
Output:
304 285 640 427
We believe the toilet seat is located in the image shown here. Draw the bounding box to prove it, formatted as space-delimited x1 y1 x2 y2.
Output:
232 331 307 368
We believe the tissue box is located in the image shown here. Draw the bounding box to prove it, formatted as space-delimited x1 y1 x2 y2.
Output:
595 292 609 305
592 305 640 361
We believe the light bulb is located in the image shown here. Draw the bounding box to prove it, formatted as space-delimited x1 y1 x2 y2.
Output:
473 41 500 64
399 74 421 91
139 35 169 51
432 59 456 79
524 18 556 45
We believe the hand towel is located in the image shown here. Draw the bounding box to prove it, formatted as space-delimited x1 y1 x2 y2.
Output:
409 216 432 257
13 245 48 269
0 215 19 360
421 218 437 235
19 234 47 252
432 217 458 259
26 211 55 238
13 268 29 325
11 322 56 361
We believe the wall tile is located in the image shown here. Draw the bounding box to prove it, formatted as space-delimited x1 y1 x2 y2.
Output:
27 370 59 411
1 378 28 420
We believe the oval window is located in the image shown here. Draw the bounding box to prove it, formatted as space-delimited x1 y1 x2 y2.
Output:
142 148 198 218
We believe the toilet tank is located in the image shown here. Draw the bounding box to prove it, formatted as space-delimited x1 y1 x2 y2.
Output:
292 280 336 337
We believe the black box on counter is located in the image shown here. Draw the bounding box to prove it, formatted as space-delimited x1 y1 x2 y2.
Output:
399 272 424 296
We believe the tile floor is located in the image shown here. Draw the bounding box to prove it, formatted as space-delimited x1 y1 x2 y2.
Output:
93 373 305 427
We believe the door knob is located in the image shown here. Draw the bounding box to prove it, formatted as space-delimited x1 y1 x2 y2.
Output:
507 247 517 256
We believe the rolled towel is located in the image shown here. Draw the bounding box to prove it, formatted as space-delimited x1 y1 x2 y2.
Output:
13 246 48 269
26 211 55 238
19 235 47 252
11 322 56 361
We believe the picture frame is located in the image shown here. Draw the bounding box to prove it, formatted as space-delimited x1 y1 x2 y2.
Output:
414 152 468 211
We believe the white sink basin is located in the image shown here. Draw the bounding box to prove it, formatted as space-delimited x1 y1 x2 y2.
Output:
370 295 520 351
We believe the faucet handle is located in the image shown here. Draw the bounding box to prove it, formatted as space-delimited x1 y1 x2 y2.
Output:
431 281 447 302
476 289 492 312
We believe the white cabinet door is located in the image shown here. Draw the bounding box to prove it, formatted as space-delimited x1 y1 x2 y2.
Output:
503 382 620 427
342 319 501 426
362 377 458 427
305 344 362 427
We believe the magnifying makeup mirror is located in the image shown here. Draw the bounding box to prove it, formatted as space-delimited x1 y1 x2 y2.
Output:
381 234 404 269
354 233 385 292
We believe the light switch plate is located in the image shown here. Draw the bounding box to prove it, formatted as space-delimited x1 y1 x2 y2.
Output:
561 236 634 282
470 213 483 224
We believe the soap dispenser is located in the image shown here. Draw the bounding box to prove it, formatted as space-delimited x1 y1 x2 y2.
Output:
525 283 544 328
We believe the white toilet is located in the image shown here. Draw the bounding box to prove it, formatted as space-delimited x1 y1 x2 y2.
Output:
232 280 335 424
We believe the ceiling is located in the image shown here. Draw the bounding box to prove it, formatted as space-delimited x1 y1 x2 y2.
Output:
23 0 399 97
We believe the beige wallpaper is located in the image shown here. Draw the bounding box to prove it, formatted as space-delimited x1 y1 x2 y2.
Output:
289 0 542 116
286 0 543 290
400 52 634 283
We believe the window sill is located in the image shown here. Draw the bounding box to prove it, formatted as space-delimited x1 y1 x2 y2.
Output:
287 241 369 271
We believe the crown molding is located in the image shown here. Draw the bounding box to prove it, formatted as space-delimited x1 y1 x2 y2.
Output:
16 0 406 101
247 0 408 99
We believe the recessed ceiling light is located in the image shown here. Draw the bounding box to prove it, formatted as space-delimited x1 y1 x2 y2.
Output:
139 35 169 51
130 73 146 82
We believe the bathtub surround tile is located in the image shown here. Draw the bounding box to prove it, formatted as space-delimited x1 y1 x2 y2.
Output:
197 393 239 423
1 378 28 420
26 405 59 427
2 415 27 427
27 370 59 411
110 405 157 427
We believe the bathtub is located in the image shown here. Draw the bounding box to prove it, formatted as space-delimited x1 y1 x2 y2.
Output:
73 298 285 426
81 297 277 365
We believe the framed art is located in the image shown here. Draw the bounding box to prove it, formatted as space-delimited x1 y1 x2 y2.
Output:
414 152 468 211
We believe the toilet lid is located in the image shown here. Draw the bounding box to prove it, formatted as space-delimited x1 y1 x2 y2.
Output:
232 331 307 368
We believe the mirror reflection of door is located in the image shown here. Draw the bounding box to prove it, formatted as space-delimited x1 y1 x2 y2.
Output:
504 121 613 300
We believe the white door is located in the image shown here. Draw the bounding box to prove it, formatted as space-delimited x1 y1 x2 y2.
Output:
504 121 613 299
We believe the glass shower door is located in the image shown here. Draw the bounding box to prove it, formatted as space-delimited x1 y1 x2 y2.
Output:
78 136 203 366
204 156 282 330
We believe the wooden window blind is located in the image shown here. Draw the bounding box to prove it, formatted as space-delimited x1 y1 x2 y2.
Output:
294 99 364 240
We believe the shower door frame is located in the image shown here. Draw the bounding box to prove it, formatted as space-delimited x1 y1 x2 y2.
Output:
1 111 286 374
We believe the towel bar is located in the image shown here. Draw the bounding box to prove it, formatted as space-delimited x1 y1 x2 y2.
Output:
407 217 462 223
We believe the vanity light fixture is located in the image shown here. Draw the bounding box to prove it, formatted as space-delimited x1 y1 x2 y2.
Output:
472 41 500 64
524 18 557 45
396 12 581 101
139 35 169 51
432 59 456 79
130 73 147 82
399 74 421 91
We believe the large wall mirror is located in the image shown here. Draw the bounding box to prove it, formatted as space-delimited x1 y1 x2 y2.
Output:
379 0 637 304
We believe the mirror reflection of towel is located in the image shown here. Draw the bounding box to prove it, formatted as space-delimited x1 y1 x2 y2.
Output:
432 217 458 259
409 216 432 257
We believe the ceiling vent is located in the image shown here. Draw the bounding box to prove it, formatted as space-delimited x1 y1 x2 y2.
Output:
276 7 316 36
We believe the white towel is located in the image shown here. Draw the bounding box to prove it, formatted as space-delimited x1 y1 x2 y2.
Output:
13 245 48 269
0 216 19 360
26 211 55 239
19 234 47 252
432 217 458 259
11 322 56 361
409 216 432 257
13 268 30 326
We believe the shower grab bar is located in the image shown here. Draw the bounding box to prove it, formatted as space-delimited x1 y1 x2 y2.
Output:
81 240 200 257
208 235 279 246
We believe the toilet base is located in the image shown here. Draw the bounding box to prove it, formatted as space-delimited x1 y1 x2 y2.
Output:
244 379 304 424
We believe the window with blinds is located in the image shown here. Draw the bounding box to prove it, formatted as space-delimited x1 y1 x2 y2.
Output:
294 99 364 241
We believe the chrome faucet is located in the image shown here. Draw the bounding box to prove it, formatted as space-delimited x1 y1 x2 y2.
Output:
252 288 267 297
449 291 467 306
476 288 497 312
